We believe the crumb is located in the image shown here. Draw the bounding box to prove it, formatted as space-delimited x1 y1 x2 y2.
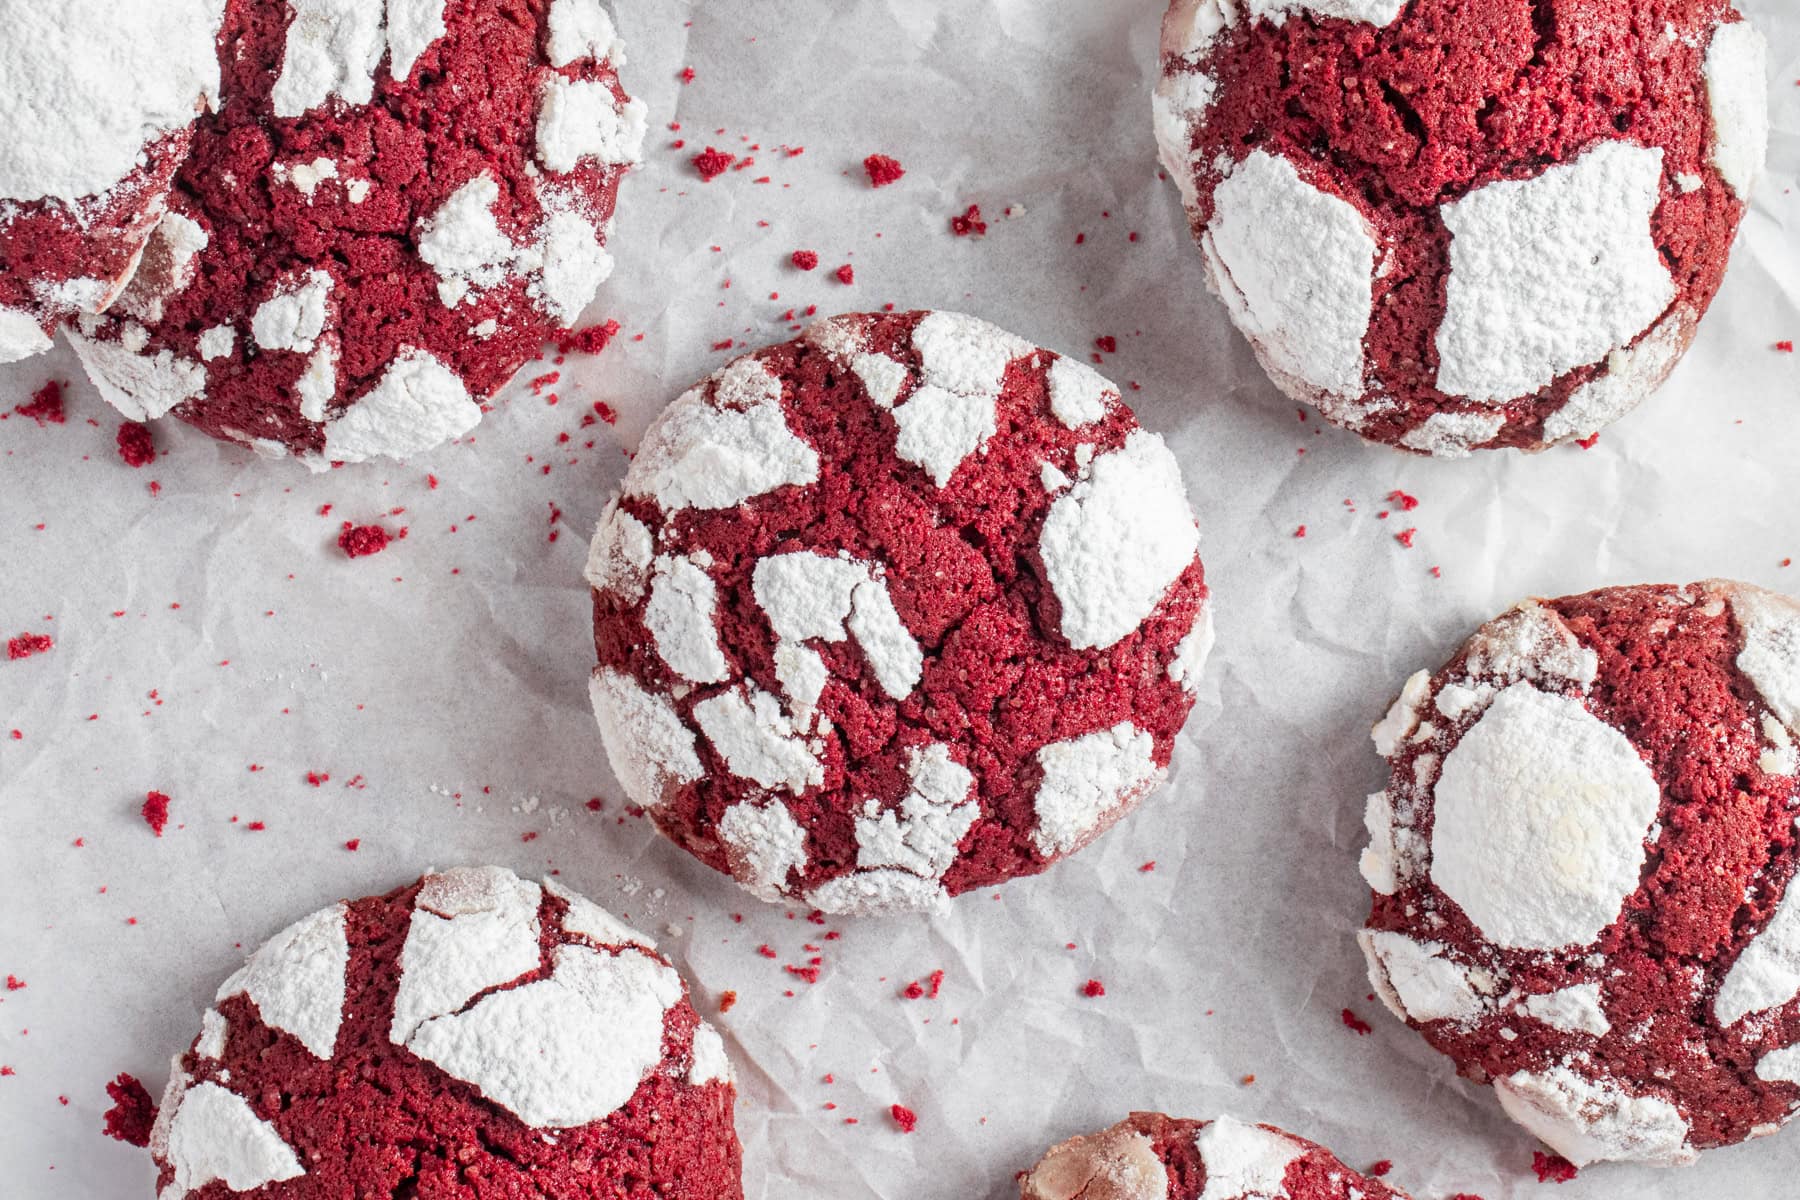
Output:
1342 1008 1373 1035
693 147 735 182
142 791 171 837
889 1103 918 1133
6 633 52 661
863 154 905 188
719 990 738 1013
834 264 854 285
116 421 156 467
1368 1160 1392 1176
561 320 622 356
791 250 819 271
1082 979 1106 998
338 524 395 558
950 204 987 237
103 1074 155 1147
1531 1152 1578 1183
13 381 65 426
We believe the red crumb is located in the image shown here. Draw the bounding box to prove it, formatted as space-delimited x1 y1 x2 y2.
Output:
835 264 855 285
785 964 821 984
344 838 361 851
13 381 65 425
246 820 266 832
1082 979 1106 998
1342 1008 1373 1035
306 771 330 787
103 1074 156 1147
925 968 944 998
1576 433 1601 450
791 250 820 271
693 147 735 181
1368 1160 1393 1176
338 524 394 558
889 1103 918 1133
678 66 696 84
142 791 171 837
1532 1152 1579 1183
950 204 987 237
116 421 157 467
756 944 777 959
1394 528 1417 548
863 154 906 188
902 979 925 999
1095 336 1118 354
1294 525 1307 538
6 633 52 660
1777 340 1794 353
1386 489 1419 511
561 319 622 356
4 975 23 990
718 990 738 1014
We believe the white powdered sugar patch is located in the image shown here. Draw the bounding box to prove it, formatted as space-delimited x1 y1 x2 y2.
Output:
645 555 730 684
689 1024 733 1086
583 502 654 601
530 195 614 323
1542 308 1693 445
627 358 819 511
587 667 703 810
1033 723 1160 857
0 0 222 205
1040 430 1199 651
911 311 1033 396
850 743 978 881
1518 983 1611 1037
404 943 681 1129
156 1080 304 1198
390 866 543 1045
1047 356 1115 429
852 352 911 409
1756 1044 1800 1086
1715 849 1800 1026
217 903 349 1060
1494 1067 1694 1167
320 348 482 465
693 685 825 795
194 1009 229 1061
1372 669 1432 758
1436 140 1676 403
808 869 953 917
295 343 337 423
116 212 209 326
1151 73 1216 209
1205 149 1377 399
547 0 625 67
1733 585 1800 731
717 800 811 901
67 327 206 421
1193 1116 1303 1200
251 270 332 353
536 78 649 173
753 551 922 701
271 0 385 118
542 877 653 949
0 308 53 364
1430 683 1659 950
1461 600 1599 690
1360 789 1405 895
1398 410 1506 458
1168 605 1215 695
1357 930 1488 1024
416 175 614 322
868 311 1033 486
890 384 998 487
197 325 236 361
385 0 449 83
1704 20 1769 201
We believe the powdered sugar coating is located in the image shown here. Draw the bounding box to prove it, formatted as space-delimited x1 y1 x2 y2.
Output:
1541 309 1695 446
588 312 1209 912
66 327 205 421
1704 21 1770 200
390 866 543 1045
1437 141 1676 403
251 269 332 353
1521 984 1611 1038
1357 930 1487 1025
1194 1116 1302 1200
588 667 704 810
1494 1067 1695 1168
536 78 649 173
216 903 349 1060
548 0 625 68
319 349 482 466
1716 854 1800 1027
1735 585 1800 731
0 308 53 363
647 555 731 684
155 1080 304 1199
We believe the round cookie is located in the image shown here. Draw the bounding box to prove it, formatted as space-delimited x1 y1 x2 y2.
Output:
585 310 1213 915
1019 1113 1411 1200
0 0 223 362
67 0 646 468
1155 0 1768 456
144 866 740 1198
1359 582 1800 1166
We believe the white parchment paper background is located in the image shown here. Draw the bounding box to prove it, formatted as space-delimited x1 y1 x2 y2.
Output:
2 2 1798 1196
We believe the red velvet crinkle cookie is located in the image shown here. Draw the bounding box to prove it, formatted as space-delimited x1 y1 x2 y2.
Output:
0 0 223 362
67 0 645 468
585 311 1213 915
1018 1113 1411 1200
1155 0 1769 456
141 866 740 1198
1359 582 1800 1167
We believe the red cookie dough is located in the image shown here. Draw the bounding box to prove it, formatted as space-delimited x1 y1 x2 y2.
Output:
1019 1113 1412 1200
141 866 741 1198
585 311 1213 915
1360 582 1800 1167
66 0 646 468
1155 0 1768 456
0 0 223 362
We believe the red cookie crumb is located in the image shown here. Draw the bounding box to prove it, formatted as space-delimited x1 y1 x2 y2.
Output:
6 633 53 661
563 320 624 356
103 1073 156 1147
950 205 987 237
4 975 24 991
337 524 393 558
13 381 66 426
116 421 157 467
1532 1152 1579 1184
791 250 820 271
863 155 906 188
1082 979 1106 998
890 1103 918 1133
142 791 172 836
694 147 736 182
1368 1159 1392 1176
1342 1008 1373 1036
834 264 855 285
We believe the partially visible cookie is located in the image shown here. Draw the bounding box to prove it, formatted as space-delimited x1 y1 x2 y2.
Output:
143 866 741 1198
1361 581 1800 1166
586 311 1213 915
67 0 646 467
0 0 223 361
1020 1113 1410 1200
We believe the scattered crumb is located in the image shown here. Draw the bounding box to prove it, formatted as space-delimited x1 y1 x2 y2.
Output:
103 1074 155 1147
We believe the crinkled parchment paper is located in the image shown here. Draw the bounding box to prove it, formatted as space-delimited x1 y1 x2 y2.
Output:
2 2 1798 1196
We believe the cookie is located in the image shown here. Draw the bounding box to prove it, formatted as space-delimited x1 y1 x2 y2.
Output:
1360 582 1800 1166
67 0 646 468
1019 1113 1410 1200
1155 0 1768 456
585 311 1212 915
141 866 740 1198
0 0 223 362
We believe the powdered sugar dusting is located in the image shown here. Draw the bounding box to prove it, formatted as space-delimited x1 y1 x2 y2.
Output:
688 1024 733 1087
216 903 349 1060
1519 983 1611 1037
584 502 655 601
1704 20 1770 201
1194 1116 1303 1200
1732 585 1800 732
536 78 648 173
850 743 977 881
271 0 385 118
753 551 923 700
389 866 543 1045
542 877 653 949
1022 1124 1167 1200
0 308 53 363
65 328 206 421
693 684 826 795
911 311 1032 397
1032 723 1160 857
717 800 810 901
156 1080 304 1198
1542 308 1693 445
321 348 482 465
386 0 449 83
808 869 952 917
627 358 819 511
1494 1066 1694 1167
587 667 703 810
251 270 333 353
1436 140 1676 403
1430 683 1659 950
1040 430 1199 651
1398 410 1505 458
1205 149 1377 399
645 555 730 684
1357 929 1487 1024
547 0 625 68
1715 848 1800 1026
1168 605 1215 695
1047 356 1115 429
